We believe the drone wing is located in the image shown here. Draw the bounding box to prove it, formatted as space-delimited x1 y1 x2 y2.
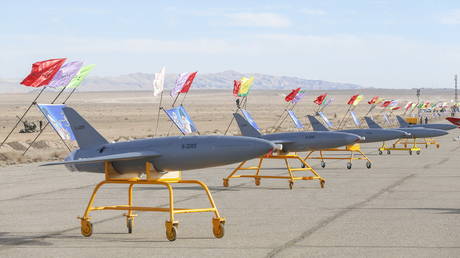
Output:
41 151 161 166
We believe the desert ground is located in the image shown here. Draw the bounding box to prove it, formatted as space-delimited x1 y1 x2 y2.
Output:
0 88 455 166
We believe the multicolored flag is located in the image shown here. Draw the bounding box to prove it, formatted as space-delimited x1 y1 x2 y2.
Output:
237 77 254 97
153 67 166 96
21 58 66 87
391 106 401 111
321 97 334 108
404 102 413 111
66 64 96 89
347 94 363 105
381 100 392 107
47 61 83 88
285 88 301 102
368 96 379 105
233 80 241 97
171 72 197 97
314 93 327 105
292 90 305 104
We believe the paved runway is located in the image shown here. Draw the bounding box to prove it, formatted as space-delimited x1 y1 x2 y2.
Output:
1 131 459 257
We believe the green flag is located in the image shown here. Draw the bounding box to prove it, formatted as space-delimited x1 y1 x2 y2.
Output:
66 64 95 88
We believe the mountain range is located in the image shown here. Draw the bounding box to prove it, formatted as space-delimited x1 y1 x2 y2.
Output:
0 70 362 93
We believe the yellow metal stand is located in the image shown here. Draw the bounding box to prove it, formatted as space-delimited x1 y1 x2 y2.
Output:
392 138 440 149
303 144 372 169
223 153 325 189
78 161 225 241
378 139 421 155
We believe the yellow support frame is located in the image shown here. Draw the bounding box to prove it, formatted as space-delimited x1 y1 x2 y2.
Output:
223 153 325 189
378 138 421 155
78 161 225 241
303 143 372 169
392 138 440 149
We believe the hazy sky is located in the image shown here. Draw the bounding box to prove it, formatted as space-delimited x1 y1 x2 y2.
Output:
2 0 460 88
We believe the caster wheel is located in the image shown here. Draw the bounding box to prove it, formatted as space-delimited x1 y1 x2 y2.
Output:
392 144 396 148
387 150 391 155
165 223 178 241
320 180 325 188
127 217 134 234
409 150 412 155
436 144 440 149
425 145 428 149
416 150 420 155
255 178 261 186
320 161 326 168
81 220 93 237
347 163 352 169
289 181 294 190
366 161 372 169
404 144 407 148
378 150 383 155
212 220 225 239
223 179 229 187
301 163 306 168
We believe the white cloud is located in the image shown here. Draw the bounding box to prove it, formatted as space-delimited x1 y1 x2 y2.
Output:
225 12 291 28
440 9 460 24
300 8 326 16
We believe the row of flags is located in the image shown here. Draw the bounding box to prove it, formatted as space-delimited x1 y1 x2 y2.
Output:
20 58 95 90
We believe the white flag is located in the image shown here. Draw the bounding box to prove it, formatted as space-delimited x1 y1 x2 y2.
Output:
153 67 165 96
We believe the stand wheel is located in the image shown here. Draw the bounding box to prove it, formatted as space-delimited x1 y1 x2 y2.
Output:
223 179 229 187
212 220 225 239
404 144 407 148
425 144 428 149
127 217 134 234
409 150 412 155
320 180 325 188
436 144 440 148
320 161 326 168
366 161 372 169
416 150 420 155
81 220 93 237
166 225 177 241
288 181 294 190
301 163 306 168
347 162 352 169
378 150 383 155
387 150 391 155
254 178 261 186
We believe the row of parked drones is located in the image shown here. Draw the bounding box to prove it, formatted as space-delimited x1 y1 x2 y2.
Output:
17 61 456 241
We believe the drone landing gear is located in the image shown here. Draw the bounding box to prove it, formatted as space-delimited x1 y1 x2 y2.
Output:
304 144 372 170
223 153 325 189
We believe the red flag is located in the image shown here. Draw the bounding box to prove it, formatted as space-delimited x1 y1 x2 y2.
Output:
21 58 66 87
314 93 327 105
347 94 359 105
381 100 392 107
285 88 301 102
368 96 379 104
179 71 197 93
391 106 401 110
233 80 241 97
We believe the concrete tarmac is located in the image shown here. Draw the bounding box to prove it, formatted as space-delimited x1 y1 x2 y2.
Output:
1 131 459 257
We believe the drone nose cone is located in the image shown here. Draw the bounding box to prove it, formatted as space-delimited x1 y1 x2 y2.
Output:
250 138 276 156
345 133 362 144
445 124 458 130
435 129 449 137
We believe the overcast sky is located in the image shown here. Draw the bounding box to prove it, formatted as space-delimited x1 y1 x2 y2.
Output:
1 0 460 88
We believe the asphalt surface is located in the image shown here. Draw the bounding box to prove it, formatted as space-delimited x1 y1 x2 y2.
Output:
1 131 459 257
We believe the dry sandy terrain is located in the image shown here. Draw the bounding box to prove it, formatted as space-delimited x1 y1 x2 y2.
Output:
0 89 454 166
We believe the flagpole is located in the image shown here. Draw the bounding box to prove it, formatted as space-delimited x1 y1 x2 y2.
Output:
22 84 74 155
171 92 181 107
337 105 352 130
154 91 164 137
0 86 47 149
224 96 246 135
61 87 77 104
273 102 298 133
272 102 292 132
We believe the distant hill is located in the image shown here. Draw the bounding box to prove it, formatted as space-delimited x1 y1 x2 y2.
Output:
0 70 362 93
